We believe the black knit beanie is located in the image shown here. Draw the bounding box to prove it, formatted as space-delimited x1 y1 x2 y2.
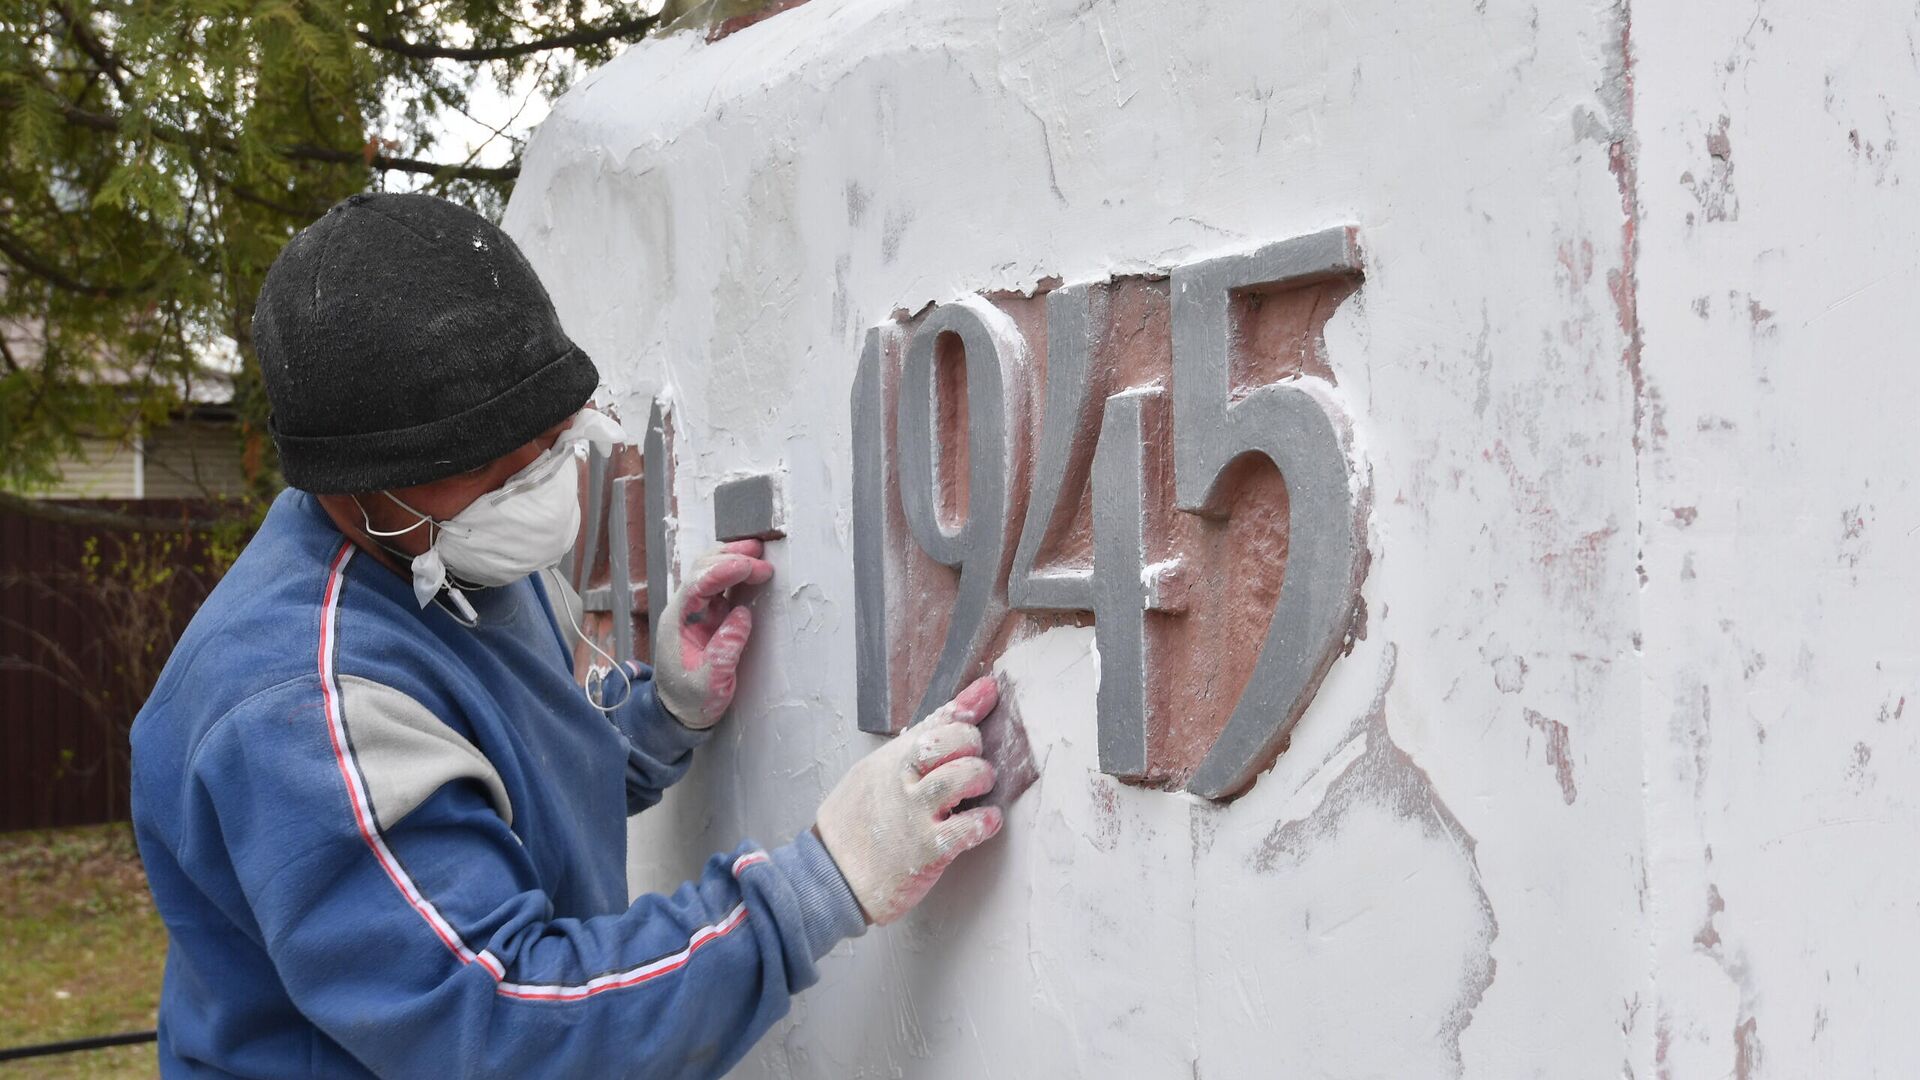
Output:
254 192 599 494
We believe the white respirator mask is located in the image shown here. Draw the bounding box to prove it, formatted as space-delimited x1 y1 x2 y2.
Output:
358 409 626 616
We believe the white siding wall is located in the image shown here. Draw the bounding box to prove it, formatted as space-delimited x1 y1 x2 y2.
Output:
51 435 140 499
47 422 245 500
143 422 247 499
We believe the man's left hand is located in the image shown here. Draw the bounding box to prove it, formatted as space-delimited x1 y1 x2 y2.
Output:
653 540 775 729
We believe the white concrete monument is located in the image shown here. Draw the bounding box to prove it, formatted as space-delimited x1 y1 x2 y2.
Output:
506 0 1920 1074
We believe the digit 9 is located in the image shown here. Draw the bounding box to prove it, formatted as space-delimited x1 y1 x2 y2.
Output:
853 298 1032 734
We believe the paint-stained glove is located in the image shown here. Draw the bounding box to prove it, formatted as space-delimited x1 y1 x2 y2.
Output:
653 540 775 729
814 676 1005 925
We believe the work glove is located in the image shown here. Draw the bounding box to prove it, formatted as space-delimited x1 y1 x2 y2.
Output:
814 675 1006 925
653 540 775 729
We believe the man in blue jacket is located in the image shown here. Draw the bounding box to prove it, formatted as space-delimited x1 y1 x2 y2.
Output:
131 192 1005 1078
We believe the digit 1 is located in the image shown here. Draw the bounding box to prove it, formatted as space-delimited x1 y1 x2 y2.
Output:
895 297 1028 726
642 397 673 668
851 326 901 734
1171 227 1366 800
604 459 636 664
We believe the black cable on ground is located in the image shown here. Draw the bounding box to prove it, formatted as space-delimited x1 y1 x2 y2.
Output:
0 1029 157 1062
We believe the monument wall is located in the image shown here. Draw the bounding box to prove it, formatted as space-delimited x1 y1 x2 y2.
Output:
504 1 1920 1074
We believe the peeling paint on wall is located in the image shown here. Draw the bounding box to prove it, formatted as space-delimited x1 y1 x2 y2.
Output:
1253 650 1499 1075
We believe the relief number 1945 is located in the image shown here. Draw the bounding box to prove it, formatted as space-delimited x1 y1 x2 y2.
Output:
852 227 1370 801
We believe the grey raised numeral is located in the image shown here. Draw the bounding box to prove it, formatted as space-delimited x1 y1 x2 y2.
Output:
894 297 1029 725
852 327 898 733
1171 227 1364 799
642 398 673 667
1004 282 1178 780
598 457 639 664
1087 385 1172 778
567 398 669 668
852 301 1030 734
1006 283 1100 612
853 227 1364 798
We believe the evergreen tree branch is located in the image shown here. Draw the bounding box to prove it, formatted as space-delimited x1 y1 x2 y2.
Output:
220 176 330 218
354 14 658 62
55 2 128 97
283 140 519 180
0 226 154 298
12 92 519 181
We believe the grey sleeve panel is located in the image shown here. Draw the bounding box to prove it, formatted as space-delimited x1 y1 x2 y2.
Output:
337 675 513 829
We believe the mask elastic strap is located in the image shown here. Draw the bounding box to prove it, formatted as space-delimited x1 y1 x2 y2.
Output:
353 493 480 625
350 491 434 539
544 568 633 713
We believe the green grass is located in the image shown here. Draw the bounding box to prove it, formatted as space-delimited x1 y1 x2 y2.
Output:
0 823 166 1078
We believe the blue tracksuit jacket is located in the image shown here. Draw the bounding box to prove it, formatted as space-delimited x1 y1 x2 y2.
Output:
130 489 864 1078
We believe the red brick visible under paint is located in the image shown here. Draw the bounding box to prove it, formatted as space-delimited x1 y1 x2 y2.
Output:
567 404 669 678
1524 708 1578 805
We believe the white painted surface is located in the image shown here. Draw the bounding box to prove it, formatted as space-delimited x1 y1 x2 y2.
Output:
503 0 1920 1074
1632 5 1920 1076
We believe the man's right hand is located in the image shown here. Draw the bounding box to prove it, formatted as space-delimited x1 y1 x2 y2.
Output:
813 676 1005 925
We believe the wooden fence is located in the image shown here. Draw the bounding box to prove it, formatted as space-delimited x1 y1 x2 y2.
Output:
0 499 232 832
